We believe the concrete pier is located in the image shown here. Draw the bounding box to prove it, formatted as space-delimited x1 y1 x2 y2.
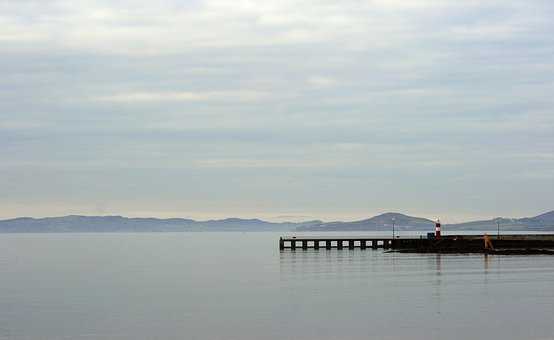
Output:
279 234 554 252
280 236 398 250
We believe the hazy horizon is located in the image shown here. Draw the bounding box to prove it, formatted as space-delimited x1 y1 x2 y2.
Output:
1 209 552 225
2 0 553 223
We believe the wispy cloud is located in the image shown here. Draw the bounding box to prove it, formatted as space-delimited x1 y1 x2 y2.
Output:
193 158 334 169
1 0 553 219
307 76 338 88
96 90 268 103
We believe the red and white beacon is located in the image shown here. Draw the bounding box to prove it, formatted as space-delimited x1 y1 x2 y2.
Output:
435 219 441 239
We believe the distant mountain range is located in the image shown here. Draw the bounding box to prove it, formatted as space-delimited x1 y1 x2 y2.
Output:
445 210 554 231
297 212 434 231
0 215 321 233
0 211 553 233
298 211 554 231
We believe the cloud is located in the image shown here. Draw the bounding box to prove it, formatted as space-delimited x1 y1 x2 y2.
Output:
1 0 553 219
95 90 268 103
193 158 334 169
307 76 338 88
7 0 541 54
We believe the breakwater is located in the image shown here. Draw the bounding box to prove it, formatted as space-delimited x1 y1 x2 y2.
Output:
279 234 554 254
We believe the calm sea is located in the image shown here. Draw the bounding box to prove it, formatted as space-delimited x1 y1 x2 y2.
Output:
1 232 553 340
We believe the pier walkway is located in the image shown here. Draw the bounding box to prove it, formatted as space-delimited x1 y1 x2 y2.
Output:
279 234 554 251
279 236 405 250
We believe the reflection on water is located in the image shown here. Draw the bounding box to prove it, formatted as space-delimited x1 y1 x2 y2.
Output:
279 248 472 280
278 247 554 340
1 233 554 340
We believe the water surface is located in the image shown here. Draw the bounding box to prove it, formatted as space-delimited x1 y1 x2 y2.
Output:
1 232 553 340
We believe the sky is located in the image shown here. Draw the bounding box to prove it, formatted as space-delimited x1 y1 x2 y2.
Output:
1 0 553 223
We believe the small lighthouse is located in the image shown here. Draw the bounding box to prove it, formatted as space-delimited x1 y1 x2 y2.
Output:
435 219 441 239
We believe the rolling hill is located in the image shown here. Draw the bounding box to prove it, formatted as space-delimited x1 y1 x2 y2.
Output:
0 211 553 232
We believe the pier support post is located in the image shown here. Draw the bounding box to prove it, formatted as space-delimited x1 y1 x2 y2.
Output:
337 240 343 249
291 240 296 250
372 240 378 249
302 240 308 249
314 241 319 249
349 240 355 249
326 241 331 249
279 238 284 250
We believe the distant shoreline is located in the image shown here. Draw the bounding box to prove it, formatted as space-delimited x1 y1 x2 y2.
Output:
1 211 553 233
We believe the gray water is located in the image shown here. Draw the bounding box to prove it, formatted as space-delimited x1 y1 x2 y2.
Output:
1 232 553 340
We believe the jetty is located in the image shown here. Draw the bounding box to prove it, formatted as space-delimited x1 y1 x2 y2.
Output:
279 234 554 254
279 236 396 250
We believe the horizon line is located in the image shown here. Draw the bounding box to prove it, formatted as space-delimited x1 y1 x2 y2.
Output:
1 210 551 225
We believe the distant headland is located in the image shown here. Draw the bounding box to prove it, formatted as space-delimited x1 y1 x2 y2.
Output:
0 211 553 233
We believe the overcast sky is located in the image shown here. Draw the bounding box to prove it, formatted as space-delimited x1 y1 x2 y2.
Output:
1 0 553 222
